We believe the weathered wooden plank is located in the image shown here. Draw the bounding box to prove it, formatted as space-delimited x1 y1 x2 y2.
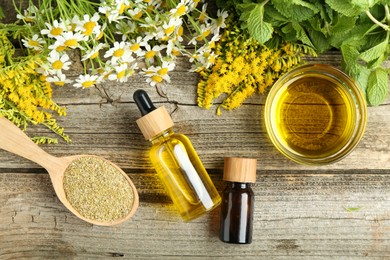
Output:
3 53 389 170
1 171 390 258
1 98 390 171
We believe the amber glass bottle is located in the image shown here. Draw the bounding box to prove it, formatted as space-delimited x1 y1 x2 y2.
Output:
134 89 221 221
220 157 256 244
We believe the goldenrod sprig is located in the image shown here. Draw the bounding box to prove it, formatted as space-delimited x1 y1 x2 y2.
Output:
0 30 69 143
197 18 316 114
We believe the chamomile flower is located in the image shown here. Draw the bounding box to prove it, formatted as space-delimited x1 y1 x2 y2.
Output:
48 42 67 52
96 22 107 41
203 51 217 68
158 17 182 40
41 20 67 38
16 5 39 22
143 60 174 86
129 36 147 57
189 0 203 9
144 72 166 86
196 23 212 41
77 13 101 37
73 74 101 88
166 40 182 57
216 10 228 29
46 72 73 86
99 0 128 22
116 0 132 14
22 35 45 51
82 43 107 61
157 60 175 77
128 7 143 20
47 51 71 71
197 3 208 23
108 63 133 82
189 53 199 63
104 41 132 63
170 0 189 17
66 15 81 32
57 32 87 49
144 44 165 63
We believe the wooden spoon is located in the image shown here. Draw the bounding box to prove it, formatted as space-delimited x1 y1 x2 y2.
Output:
0 117 139 226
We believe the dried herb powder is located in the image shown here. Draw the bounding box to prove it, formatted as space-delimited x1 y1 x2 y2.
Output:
63 156 134 222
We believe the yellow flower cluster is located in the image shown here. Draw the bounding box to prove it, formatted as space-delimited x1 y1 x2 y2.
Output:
0 31 69 143
197 21 316 115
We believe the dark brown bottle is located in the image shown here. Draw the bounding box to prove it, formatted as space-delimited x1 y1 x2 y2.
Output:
219 157 256 244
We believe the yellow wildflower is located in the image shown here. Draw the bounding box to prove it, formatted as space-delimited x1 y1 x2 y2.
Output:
0 32 69 143
196 18 316 114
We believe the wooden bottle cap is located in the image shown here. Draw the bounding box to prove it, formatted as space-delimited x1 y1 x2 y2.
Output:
223 157 257 183
135 106 174 140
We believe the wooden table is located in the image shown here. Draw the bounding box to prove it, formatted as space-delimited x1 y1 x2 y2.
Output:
1 53 390 259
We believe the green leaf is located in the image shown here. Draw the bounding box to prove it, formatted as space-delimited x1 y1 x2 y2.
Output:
272 0 319 22
355 66 371 96
359 37 389 63
308 30 331 53
367 67 389 105
281 23 296 41
341 23 373 47
351 0 382 9
291 21 315 47
341 44 361 76
238 3 258 21
264 5 289 25
341 44 371 96
325 0 364 17
247 4 274 44
329 15 357 35
291 0 320 12
345 206 363 212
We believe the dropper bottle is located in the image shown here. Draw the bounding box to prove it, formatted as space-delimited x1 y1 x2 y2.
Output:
133 89 221 221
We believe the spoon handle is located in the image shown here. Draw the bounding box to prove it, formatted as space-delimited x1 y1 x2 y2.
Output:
0 117 59 169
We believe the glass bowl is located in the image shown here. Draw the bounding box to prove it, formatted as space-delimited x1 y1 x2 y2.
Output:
264 64 367 165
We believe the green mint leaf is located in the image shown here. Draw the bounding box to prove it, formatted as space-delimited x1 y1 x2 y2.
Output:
367 67 389 105
272 0 319 22
341 44 361 76
367 52 389 69
291 21 315 48
325 0 363 17
355 66 371 96
359 37 388 63
281 23 296 41
264 5 289 25
247 4 273 44
308 30 331 53
291 0 320 12
351 0 382 9
329 15 357 35
341 23 373 47
341 44 370 97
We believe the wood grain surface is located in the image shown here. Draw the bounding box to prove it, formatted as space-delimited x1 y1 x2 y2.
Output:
1 48 390 259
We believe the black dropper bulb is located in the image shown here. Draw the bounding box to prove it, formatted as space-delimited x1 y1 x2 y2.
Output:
133 89 157 116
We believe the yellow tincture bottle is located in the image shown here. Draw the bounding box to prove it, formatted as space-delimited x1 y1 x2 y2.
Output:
134 90 221 221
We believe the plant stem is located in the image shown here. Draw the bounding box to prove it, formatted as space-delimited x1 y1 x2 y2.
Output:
366 10 389 31
385 5 390 23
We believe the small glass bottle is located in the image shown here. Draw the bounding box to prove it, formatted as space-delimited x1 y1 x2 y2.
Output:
220 157 256 244
133 89 221 221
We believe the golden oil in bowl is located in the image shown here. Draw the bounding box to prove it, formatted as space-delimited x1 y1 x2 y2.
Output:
264 64 367 165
